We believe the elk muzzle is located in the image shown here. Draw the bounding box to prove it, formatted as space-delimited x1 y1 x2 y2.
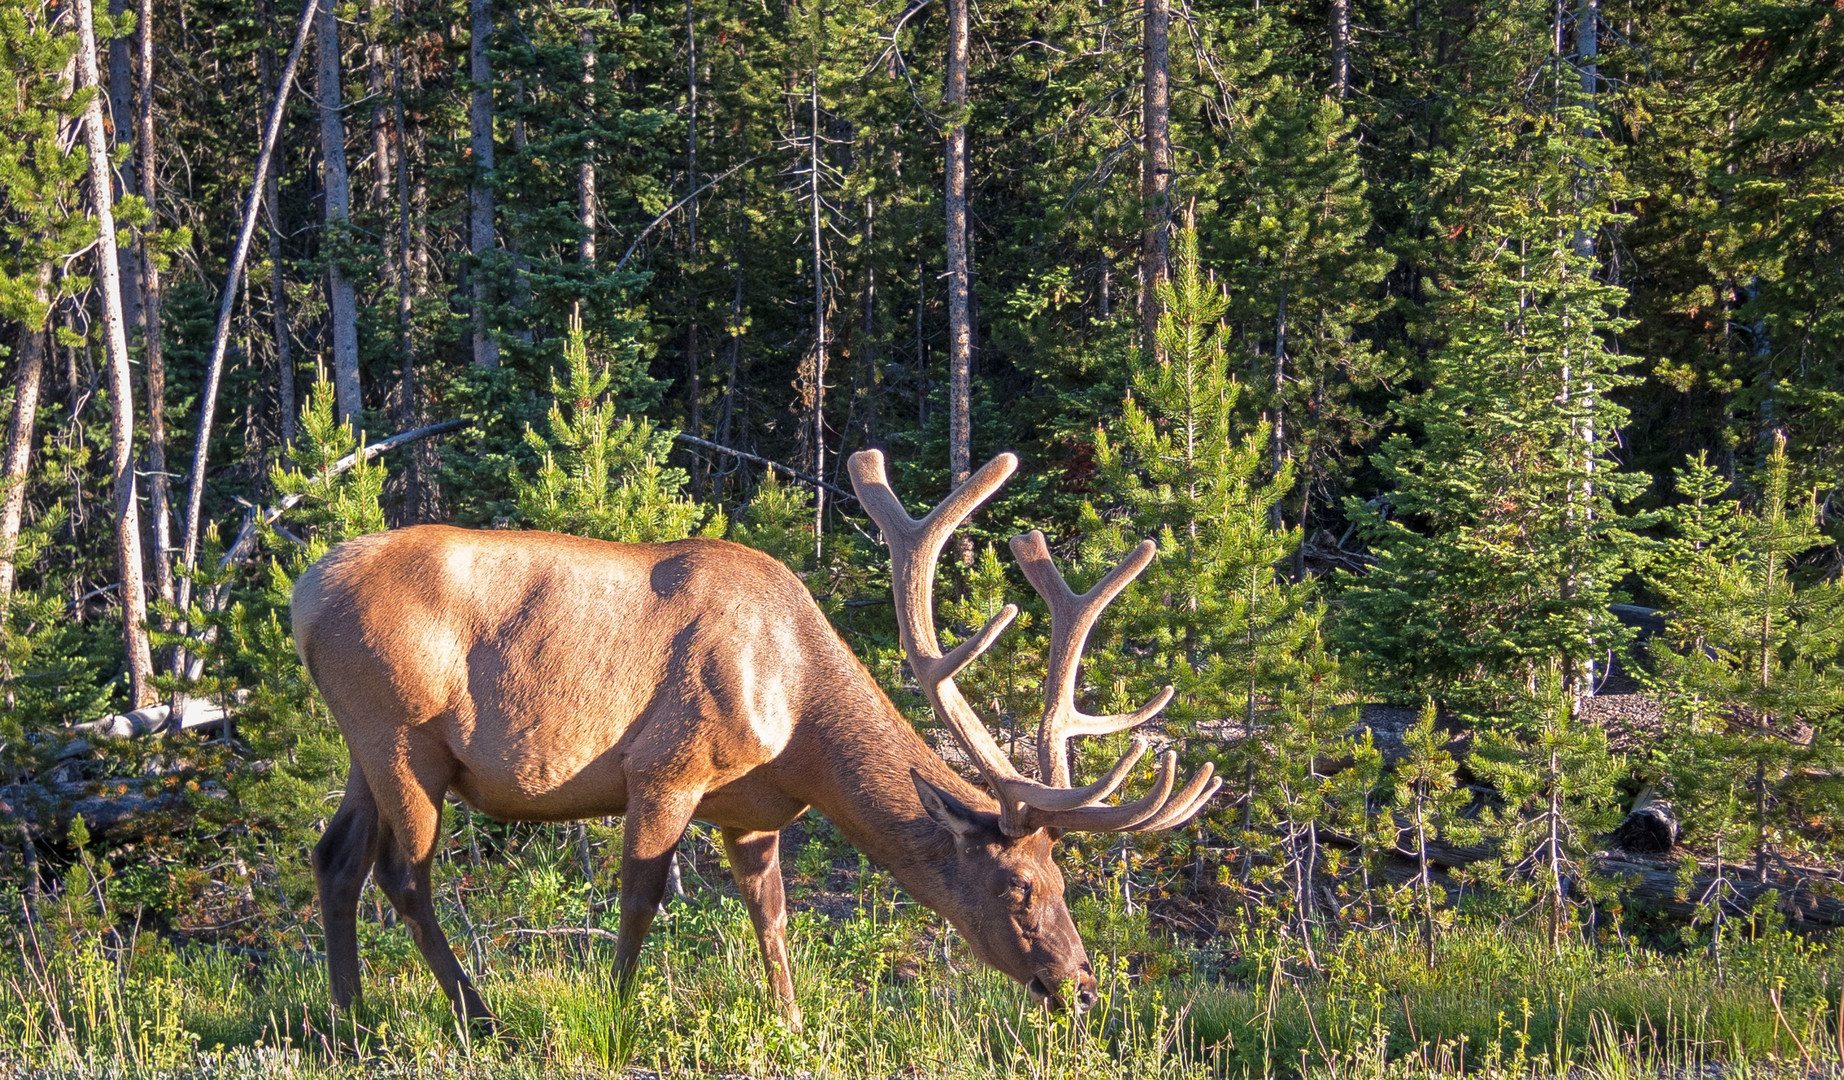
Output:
1026 959 1099 1012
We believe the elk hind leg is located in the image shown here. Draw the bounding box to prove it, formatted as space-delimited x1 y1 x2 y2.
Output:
369 755 494 1027
313 765 380 1012
721 826 801 1029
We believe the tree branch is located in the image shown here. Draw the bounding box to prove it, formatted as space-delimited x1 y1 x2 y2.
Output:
673 432 857 503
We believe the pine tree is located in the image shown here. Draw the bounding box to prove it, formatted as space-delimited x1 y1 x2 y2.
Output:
1469 689 1625 955
1077 223 1322 919
1254 627 1360 953
1390 700 1477 967
1219 85 1396 568
1649 435 1844 886
1335 82 1650 717
514 314 720 543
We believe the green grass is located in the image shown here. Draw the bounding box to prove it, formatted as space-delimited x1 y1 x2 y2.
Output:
6 882 1844 1079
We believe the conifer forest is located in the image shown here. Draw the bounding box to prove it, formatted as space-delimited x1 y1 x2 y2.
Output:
2 0 1844 1073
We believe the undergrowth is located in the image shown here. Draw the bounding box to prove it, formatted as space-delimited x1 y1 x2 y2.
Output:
4 822 1843 1079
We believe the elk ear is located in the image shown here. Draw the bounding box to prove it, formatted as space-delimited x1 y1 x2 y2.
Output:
912 770 985 841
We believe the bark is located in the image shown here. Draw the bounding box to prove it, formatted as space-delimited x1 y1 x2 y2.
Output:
1331 0 1349 98
259 29 295 454
107 0 143 330
468 0 499 369
317 0 362 422
77 0 156 707
0 313 48 636
685 0 702 498
392 43 416 434
172 0 319 627
808 66 825 564
944 0 971 492
366 0 392 208
138 0 172 614
578 27 596 265
1140 0 1170 358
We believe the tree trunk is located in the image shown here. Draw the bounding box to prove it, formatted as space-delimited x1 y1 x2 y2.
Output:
138 0 172 614
808 65 826 565
468 0 499 369
387 22 429 523
77 0 156 708
367 0 392 209
1331 0 1349 98
578 27 596 266
317 0 362 422
685 0 697 493
1139 0 1170 358
944 0 971 494
107 0 143 331
0 307 48 637
260 28 295 455
173 0 319 627
367 0 401 431
392 42 416 434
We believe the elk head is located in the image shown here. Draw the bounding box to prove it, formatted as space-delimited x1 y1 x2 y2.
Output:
848 449 1222 1011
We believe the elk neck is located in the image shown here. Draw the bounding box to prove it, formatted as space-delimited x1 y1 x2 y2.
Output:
784 661 996 896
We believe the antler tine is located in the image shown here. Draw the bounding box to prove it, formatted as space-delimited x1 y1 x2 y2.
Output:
1131 770 1225 833
848 449 1035 823
1026 751 1179 832
1008 531 1177 788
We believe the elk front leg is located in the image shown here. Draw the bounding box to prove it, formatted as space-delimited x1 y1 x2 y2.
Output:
612 782 702 993
721 826 801 1029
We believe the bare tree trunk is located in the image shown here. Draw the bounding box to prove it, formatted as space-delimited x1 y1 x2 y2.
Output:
367 0 392 209
0 305 48 636
380 12 430 524
468 0 499 369
173 0 319 628
944 0 971 494
578 26 596 266
138 0 172 614
809 65 826 565
259 26 295 455
1331 0 1349 98
367 0 401 431
318 0 362 422
392 42 415 433
1140 0 1170 357
78 0 156 707
682 0 700 493
107 0 143 331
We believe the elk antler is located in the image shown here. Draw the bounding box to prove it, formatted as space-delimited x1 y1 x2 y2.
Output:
848 449 1222 837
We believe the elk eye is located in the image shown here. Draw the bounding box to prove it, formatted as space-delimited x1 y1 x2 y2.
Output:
1008 874 1031 899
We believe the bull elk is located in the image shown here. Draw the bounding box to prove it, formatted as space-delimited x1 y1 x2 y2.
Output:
294 450 1219 1028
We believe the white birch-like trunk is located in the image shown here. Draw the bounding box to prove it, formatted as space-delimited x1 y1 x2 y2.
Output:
77 0 156 707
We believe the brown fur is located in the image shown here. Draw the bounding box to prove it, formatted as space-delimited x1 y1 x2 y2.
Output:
294 525 1096 1029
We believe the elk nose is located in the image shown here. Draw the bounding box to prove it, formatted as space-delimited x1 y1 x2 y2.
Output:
1075 985 1099 1012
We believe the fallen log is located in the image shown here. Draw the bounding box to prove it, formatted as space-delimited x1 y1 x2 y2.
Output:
1611 786 1679 855
65 696 238 742
1 775 226 841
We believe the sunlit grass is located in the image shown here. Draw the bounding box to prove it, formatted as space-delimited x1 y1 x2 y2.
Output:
6 881 1844 1078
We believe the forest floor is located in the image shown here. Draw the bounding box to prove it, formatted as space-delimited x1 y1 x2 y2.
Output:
4 838 1844 1080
